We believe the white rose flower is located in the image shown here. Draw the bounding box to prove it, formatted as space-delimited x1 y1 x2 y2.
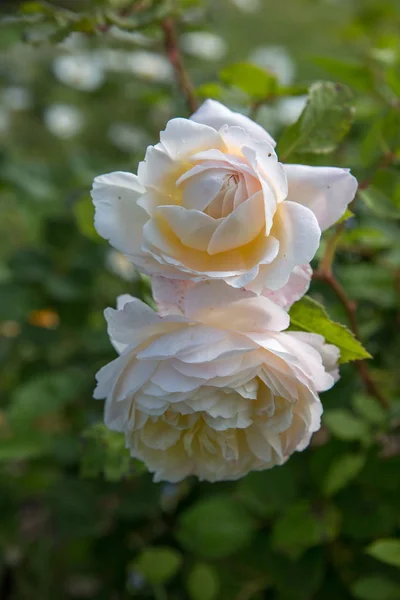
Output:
91 99 357 294
94 281 339 482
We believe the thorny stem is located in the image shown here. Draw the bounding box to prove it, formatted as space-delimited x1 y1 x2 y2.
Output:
314 226 390 410
162 17 198 114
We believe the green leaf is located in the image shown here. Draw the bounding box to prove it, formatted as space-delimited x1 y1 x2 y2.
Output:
236 464 298 517
177 495 256 559
187 563 220 600
360 187 400 220
386 66 400 96
322 453 366 496
135 547 182 584
196 82 224 100
352 393 387 425
288 296 371 363
337 208 355 223
220 62 278 99
313 56 373 91
278 81 354 159
323 409 371 441
352 576 400 600
271 501 340 559
366 539 400 567
73 195 100 241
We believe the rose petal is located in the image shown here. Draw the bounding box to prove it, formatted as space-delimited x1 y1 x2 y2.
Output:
91 171 147 258
190 99 276 147
160 117 226 159
284 164 358 231
208 192 264 255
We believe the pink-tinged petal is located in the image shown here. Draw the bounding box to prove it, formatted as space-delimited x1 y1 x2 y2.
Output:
151 277 193 315
288 331 340 383
157 205 220 252
284 164 358 231
190 99 276 147
248 201 320 292
183 280 290 333
208 192 264 255
159 117 226 159
91 171 147 257
261 264 312 310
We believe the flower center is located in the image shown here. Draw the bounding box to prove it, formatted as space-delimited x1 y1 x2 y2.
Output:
204 173 243 219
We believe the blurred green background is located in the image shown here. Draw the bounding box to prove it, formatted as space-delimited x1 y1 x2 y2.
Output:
1 1 400 599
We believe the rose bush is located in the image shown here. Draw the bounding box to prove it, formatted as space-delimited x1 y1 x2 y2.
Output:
94 281 339 482
92 99 357 294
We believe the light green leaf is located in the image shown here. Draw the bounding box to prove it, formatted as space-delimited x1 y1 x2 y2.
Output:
289 296 371 363
352 393 387 425
220 62 278 98
278 81 354 159
135 547 182 584
337 208 355 223
366 539 400 567
360 187 400 220
196 82 224 100
187 563 220 600
322 453 366 496
352 576 400 600
177 495 256 559
323 409 371 441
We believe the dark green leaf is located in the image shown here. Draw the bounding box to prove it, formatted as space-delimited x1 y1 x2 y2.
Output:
177 496 256 559
352 576 400 600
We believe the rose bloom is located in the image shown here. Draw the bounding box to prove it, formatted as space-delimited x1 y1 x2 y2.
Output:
94 281 339 482
92 99 357 295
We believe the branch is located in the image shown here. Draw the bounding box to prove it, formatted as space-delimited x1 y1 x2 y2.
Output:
313 228 390 410
161 17 198 114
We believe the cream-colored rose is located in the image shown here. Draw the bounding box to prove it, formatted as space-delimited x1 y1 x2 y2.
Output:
91 100 357 294
94 281 339 482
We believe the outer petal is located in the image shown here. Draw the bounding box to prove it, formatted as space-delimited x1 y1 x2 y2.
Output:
190 99 276 147
159 117 226 159
284 165 358 231
91 171 147 257
184 280 290 333
260 264 312 310
248 201 320 292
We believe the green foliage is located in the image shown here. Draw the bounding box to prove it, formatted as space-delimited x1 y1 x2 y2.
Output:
289 296 371 363
134 546 183 584
186 563 220 600
0 0 399 598
177 495 256 559
278 81 354 159
366 539 400 567
220 62 278 99
322 452 366 496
